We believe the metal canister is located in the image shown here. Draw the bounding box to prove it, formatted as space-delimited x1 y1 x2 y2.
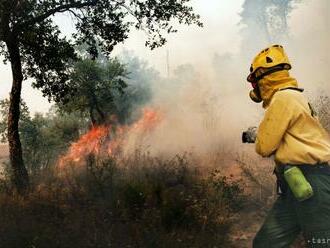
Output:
284 166 314 202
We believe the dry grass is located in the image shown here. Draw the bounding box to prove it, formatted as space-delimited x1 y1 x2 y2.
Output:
0 149 311 247
0 152 245 248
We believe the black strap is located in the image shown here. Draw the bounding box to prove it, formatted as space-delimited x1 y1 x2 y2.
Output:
279 87 304 92
254 65 285 82
298 164 330 176
273 168 288 195
274 163 330 196
308 102 317 117
277 163 330 176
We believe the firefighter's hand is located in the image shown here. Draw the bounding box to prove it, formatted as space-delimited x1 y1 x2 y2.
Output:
242 127 257 143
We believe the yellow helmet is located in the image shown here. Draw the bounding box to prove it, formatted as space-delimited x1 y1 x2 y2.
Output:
247 45 292 83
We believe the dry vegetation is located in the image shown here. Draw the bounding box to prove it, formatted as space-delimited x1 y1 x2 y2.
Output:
0 152 247 248
0 149 309 248
0 94 328 247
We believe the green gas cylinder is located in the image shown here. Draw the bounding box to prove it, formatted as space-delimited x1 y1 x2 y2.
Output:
284 166 314 202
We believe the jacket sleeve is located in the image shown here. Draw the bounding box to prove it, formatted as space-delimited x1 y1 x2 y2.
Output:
255 94 296 157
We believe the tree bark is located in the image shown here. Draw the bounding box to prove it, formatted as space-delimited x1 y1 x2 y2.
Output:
6 36 29 194
89 106 97 126
91 92 106 124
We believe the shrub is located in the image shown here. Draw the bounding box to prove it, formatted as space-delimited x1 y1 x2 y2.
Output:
0 152 244 248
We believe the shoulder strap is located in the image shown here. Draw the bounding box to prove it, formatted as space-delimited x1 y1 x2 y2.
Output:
308 103 317 117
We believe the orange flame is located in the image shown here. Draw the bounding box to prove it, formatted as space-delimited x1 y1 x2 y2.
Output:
132 108 162 132
58 108 162 168
58 126 108 168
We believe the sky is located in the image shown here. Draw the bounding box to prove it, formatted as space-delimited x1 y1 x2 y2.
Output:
0 0 329 114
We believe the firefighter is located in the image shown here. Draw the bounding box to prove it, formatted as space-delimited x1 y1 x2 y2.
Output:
246 45 330 247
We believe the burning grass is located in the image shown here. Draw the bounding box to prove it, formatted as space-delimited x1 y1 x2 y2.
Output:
58 108 163 169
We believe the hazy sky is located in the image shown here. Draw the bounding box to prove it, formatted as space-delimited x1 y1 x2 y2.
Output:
0 0 329 113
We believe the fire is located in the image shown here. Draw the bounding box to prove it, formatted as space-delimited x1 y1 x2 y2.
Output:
58 108 162 168
132 108 162 132
58 126 109 168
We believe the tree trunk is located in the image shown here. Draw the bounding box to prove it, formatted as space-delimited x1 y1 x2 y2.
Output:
89 106 97 126
91 93 106 124
6 36 29 194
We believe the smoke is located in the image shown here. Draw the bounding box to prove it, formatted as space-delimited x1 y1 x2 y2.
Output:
286 0 330 94
240 0 297 56
120 0 329 157
240 0 329 93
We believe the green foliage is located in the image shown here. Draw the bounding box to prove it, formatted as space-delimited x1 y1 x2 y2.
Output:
0 99 30 142
0 100 87 175
58 58 128 125
21 112 85 175
0 0 202 193
58 53 157 125
20 19 77 102
0 0 201 102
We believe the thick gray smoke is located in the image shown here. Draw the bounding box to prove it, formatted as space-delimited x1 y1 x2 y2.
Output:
122 0 329 157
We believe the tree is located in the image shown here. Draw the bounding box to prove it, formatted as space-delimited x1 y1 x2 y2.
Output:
113 52 157 123
1 100 84 177
240 0 302 55
0 99 30 188
19 111 84 175
59 58 128 125
59 54 156 126
0 0 202 193
0 98 30 143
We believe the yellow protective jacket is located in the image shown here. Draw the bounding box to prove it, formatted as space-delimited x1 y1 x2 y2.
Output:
255 71 330 165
